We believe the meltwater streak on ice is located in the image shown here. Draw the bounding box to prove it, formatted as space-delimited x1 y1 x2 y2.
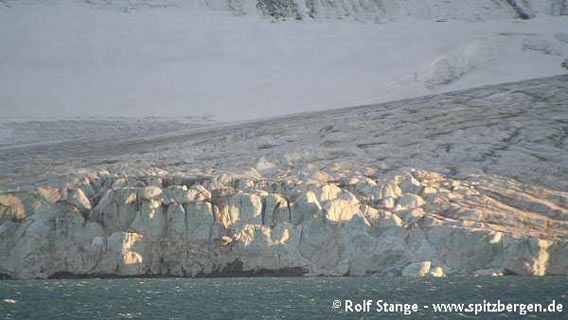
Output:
0 277 567 319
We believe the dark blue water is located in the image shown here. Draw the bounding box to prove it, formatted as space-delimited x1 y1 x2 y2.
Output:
1 277 567 319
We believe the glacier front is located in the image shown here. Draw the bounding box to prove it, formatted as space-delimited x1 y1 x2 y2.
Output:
1 75 567 279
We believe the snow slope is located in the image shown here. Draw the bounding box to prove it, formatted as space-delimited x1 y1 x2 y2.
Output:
0 1 567 121
1 74 567 190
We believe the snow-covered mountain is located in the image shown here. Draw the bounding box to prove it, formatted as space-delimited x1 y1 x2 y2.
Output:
29 0 568 20
0 0 567 120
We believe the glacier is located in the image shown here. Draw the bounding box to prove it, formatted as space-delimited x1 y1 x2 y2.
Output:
0 75 567 278
0 0 567 279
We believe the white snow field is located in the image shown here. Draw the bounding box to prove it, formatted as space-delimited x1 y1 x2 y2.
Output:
1 0 567 121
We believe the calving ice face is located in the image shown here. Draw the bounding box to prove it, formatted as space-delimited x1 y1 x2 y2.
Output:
342 299 419 315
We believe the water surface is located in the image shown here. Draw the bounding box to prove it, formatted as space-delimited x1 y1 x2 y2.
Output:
1 277 567 319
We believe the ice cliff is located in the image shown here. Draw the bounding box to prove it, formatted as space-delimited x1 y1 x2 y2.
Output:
1 167 567 279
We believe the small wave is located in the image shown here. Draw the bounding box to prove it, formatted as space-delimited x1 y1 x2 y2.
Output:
118 312 141 318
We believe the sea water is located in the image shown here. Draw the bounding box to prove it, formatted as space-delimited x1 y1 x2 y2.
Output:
1 277 567 319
